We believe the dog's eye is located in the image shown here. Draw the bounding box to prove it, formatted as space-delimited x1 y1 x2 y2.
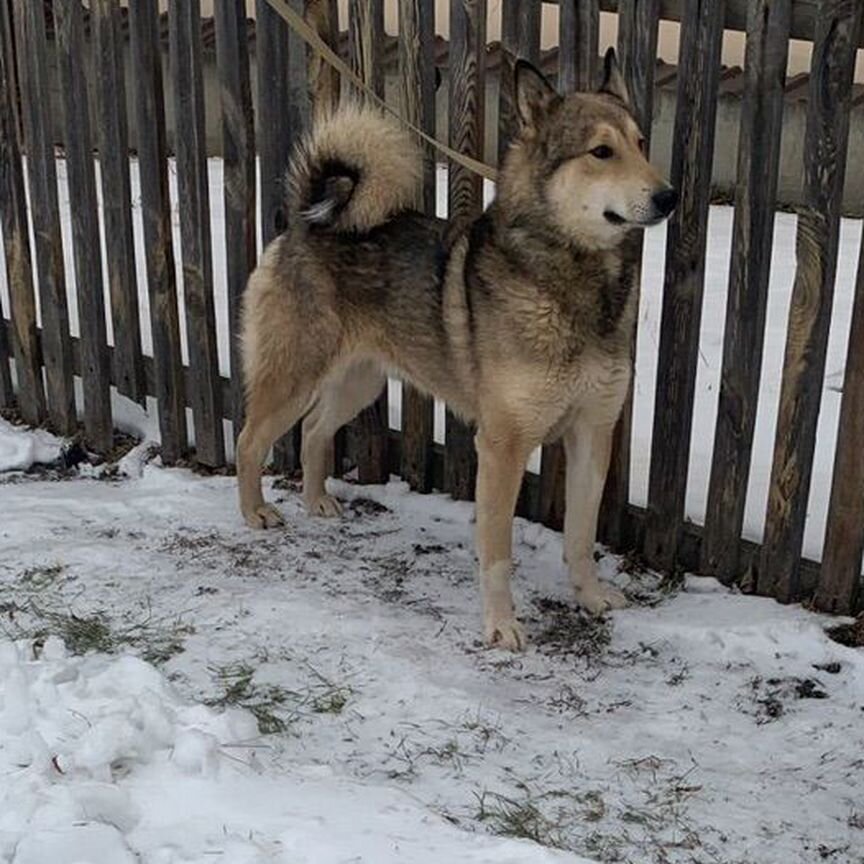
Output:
590 145 614 160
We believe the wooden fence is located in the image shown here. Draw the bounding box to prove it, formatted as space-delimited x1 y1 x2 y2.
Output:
0 0 862 616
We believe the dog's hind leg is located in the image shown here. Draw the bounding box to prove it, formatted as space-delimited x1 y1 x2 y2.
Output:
562 419 627 613
237 383 315 529
474 428 533 651
301 360 386 517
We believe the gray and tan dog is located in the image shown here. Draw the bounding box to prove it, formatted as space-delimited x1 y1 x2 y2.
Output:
236 51 676 650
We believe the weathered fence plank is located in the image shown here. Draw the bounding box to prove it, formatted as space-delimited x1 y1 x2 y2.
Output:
307 0 340 118
398 0 436 492
347 0 390 485
54 0 113 452
558 0 600 92
0 302 10 411
701 0 792 582
643 0 725 570
0 0 43 423
348 0 384 102
555 0 864 47
91 0 146 406
13 0 76 435
598 0 662 548
817 235 864 613
129 0 187 464
498 0 541 160
444 0 486 501
214 0 255 441
759 0 863 603
170 0 225 467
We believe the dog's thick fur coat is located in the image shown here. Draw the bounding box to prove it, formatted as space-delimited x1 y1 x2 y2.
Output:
237 55 676 650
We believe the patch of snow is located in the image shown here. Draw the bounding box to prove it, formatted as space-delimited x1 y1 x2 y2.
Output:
1 465 862 862
0 634 595 864
0 419 63 473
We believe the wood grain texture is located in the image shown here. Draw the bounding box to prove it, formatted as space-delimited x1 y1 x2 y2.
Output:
598 0 661 549
701 0 792 582
445 0 486 501
91 0 146 406
642 0 725 571
817 231 864 614
348 0 384 104
13 0 76 435
0 0 43 422
347 0 389 485
306 0 340 119
759 0 863 603
557 0 599 93
214 0 256 441
54 0 113 452
129 0 188 464
398 0 436 491
498 0 540 161
169 0 225 467
554 0 864 46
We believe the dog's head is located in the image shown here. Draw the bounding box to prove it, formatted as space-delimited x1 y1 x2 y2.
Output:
506 49 676 250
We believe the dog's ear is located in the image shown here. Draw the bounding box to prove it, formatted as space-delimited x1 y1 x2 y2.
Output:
598 48 630 106
514 59 558 128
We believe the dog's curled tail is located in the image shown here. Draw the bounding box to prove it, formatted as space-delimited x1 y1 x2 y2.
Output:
288 106 422 233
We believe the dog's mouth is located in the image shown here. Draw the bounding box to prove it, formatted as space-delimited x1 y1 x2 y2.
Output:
603 210 667 228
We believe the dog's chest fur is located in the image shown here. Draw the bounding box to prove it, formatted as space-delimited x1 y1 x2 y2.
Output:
467 214 640 367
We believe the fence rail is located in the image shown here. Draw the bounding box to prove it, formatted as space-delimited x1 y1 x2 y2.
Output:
0 0 862 615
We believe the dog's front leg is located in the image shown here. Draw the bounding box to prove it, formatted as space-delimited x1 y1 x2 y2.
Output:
474 429 531 651
562 420 627 613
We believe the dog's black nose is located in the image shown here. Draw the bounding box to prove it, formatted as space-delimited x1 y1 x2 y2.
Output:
652 188 678 217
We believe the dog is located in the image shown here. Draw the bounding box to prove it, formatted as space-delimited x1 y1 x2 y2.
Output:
236 50 676 651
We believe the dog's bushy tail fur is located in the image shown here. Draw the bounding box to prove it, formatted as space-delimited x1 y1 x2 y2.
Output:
288 106 422 233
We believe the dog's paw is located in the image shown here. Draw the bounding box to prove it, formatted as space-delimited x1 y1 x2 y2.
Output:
244 503 285 530
574 582 627 615
306 494 343 518
484 616 527 652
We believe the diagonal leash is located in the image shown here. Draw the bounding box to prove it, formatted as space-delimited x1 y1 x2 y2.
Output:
263 0 500 182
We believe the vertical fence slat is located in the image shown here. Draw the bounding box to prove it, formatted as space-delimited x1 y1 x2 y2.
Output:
307 0 340 119
558 0 599 92
0 0 43 423
13 0 76 435
0 293 10 410
818 234 864 614
759 0 863 603
498 0 540 161
169 0 225 467
598 0 662 547
256 0 300 472
348 0 384 102
54 0 112 452
347 0 389 486
701 0 792 581
445 0 486 501
129 0 187 464
643 0 725 570
399 0 436 492
214 0 256 441
92 0 146 405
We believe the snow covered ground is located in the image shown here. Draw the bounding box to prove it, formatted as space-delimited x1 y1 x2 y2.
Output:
0 160 860 565
1 423 863 864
